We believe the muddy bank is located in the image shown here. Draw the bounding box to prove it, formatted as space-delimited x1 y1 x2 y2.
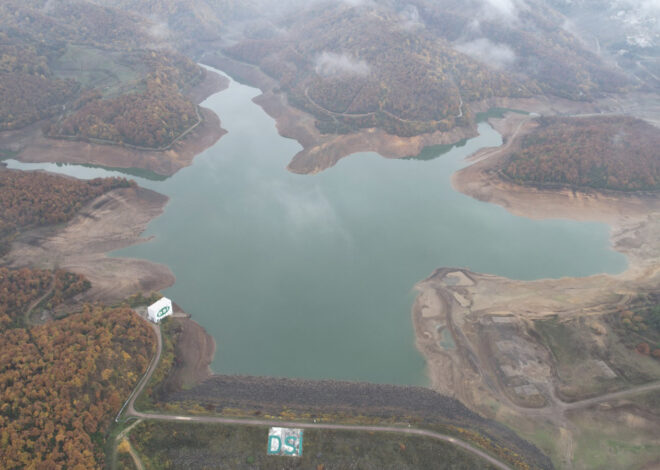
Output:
422 113 660 403
0 69 229 177
204 54 477 174
165 312 216 390
4 186 174 302
453 112 660 277
415 110 660 467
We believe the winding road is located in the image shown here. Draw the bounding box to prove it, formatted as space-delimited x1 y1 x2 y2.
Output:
25 274 55 325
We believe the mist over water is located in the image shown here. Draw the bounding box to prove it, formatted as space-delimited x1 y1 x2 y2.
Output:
7 71 627 385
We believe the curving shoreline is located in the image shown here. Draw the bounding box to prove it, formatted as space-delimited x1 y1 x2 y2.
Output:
203 54 478 174
414 110 660 467
1 69 230 177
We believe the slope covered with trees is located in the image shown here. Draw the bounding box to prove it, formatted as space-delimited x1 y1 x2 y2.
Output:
46 50 203 148
0 303 155 469
225 1 630 137
0 267 90 329
405 0 631 100
502 116 660 191
0 32 79 130
0 0 206 149
227 3 532 137
0 169 133 255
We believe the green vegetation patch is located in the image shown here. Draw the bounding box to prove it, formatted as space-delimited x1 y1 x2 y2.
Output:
535 315 660 401
52 45 144 97
405 139 468 162
130 421 498 470
475 107 529 123
570 412 660 470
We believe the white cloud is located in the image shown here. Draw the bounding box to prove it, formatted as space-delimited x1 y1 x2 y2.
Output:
340 0 375 6
147 21 171 41
479 0 528 23
314 52 371 77
455 38 516 69
399 4 424 30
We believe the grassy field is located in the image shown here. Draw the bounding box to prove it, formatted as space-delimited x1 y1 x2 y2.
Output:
129 421 498 470
534 317 660 401
570 411 660 470
52 45 144 97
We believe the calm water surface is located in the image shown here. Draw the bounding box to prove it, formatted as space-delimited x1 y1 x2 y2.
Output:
7 70 627 385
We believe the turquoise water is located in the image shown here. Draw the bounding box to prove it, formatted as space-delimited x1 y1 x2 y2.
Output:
6 70 627 385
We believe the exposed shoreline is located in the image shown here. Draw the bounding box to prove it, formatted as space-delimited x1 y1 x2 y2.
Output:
0 69 229 387
4 186 175 302
0 69 230 177
204 54 477 174
413 109 660 467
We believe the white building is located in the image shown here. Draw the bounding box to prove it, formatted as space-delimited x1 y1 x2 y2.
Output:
147 297 173 323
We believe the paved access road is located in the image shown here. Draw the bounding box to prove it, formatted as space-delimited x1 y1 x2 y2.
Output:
118 320 513 470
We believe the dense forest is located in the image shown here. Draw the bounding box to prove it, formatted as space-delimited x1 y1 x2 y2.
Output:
0 169 133 255
405 0 630 99
0 1 206 149
502 116 660 191
227 4 529 137
225 0 631 137
97 0 256 53
0 32 79 130
46 50 202 148
0 267 90 329
0 0 149 50
0 301 155 469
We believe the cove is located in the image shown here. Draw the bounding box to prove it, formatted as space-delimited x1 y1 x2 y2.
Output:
6 69 627 385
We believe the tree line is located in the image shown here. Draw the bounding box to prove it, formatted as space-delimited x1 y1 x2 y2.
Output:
0 296 155 469
0 169 134 255
0 267 90 329
502 116 660 191
1 1 205 149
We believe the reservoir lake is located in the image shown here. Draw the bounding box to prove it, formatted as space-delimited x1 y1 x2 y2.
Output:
7 70 627 385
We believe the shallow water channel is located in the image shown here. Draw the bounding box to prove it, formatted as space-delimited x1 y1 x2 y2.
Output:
6 70 627 385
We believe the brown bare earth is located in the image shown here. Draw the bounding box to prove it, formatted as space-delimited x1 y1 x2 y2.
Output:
4 186 174 302
0 70 229 176
168 313 216 388
414 110 660 468
204 54 477 174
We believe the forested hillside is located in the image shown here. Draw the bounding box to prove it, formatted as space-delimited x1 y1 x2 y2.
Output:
227 4 532 137
502 116 660 191
0 169 133 255
0 0 207 148
45 50 203 148
0 32 79 130
0 267 90 328
225 0 631 137
403 0 630 99
98 0 257 52
0 300 155 469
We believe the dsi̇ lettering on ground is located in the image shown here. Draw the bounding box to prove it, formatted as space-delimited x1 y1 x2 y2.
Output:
267 427 303 457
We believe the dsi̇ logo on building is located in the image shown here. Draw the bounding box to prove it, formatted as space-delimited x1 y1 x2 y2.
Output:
267 427 303 457
157 305 171 318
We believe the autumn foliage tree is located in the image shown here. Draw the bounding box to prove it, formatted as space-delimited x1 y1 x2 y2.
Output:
503 116 660 191
47 50 203 148
0 169 134 255
0 304 155 469
0 32 79 130
0 267 90 329
226 5 527 137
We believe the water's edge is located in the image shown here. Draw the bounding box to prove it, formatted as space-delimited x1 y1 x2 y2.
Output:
5 68 627 386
